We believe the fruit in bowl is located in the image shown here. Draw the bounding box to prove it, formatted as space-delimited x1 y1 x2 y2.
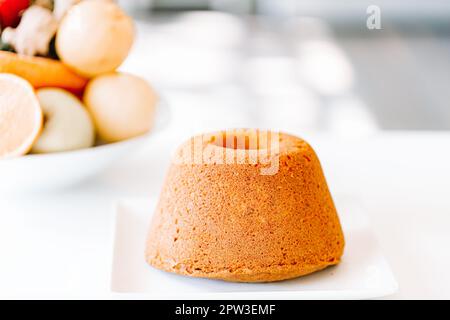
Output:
0 51 88 92
56 0 135 77
84 72 158 143
0 0 160 161
32 88 95 154
0 0 30 29
0 74 43 159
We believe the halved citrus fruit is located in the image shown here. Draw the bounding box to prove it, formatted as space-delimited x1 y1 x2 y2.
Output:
0 74 43 159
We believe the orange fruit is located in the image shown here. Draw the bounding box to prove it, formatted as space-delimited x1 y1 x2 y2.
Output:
0 51 88 93
0 74 43 159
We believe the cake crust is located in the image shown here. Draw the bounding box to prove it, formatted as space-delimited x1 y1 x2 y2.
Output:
146 130 345 282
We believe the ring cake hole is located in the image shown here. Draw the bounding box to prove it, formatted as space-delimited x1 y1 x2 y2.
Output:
209 131 274 150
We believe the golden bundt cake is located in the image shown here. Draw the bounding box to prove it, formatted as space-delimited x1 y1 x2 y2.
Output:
146 129 344 282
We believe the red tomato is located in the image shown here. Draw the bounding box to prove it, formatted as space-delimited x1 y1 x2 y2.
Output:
0 0 30 29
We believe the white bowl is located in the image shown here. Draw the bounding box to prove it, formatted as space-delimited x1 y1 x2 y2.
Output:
0 99 170 193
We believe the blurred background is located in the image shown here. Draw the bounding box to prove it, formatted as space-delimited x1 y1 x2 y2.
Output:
114 0 450 138
2 1 450 298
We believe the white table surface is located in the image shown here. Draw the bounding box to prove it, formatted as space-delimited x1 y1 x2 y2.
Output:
1 129 449 299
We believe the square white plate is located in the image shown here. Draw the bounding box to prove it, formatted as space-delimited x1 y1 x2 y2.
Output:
110 196 398 299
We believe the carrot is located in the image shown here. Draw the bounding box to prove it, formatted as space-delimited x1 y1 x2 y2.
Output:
0 51 88 93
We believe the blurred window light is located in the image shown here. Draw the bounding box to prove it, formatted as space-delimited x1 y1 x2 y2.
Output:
243 57 300 96
210 0 254 14
296 40 355 96
121 21 239 88
168 11 246 49
166 89 254 136
326 96 379 137
256 0 450 20
283 17 332 41
258 91 320 133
